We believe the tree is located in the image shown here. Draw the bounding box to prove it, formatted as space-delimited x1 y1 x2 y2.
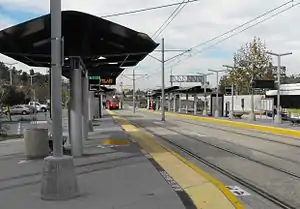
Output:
221 37 274 94
0 85 26 121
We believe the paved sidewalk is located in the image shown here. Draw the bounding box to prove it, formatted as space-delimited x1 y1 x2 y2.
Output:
0 113 186 209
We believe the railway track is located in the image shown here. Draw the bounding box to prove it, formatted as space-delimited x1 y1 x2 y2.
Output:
139 112 300 164
168 115 300 148
126 117 298 209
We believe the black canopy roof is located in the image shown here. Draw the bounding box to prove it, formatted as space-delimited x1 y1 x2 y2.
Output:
99 86 115 92
0 10 158 77
173 86 213 94
88 66 124 77
63 65 125 78
152 86 180 94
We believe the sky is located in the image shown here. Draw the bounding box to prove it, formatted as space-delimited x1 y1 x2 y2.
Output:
0 0 299 90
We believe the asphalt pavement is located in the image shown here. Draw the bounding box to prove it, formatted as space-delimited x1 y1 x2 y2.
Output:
0 110 68 138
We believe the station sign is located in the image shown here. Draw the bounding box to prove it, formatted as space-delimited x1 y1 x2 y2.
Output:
88 76 116 85
100 77 116 85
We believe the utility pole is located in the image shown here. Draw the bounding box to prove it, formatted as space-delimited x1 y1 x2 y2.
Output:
222 65 238 119
3 62 17 85
161 38 165 121
143 39 188 121
197 72 212 116
41 0 78 201
121 72 147 113
208 69 227 117
120 81 124 109
132 69 136 113
30 73 38 122
170 69 173 87
267 51 292 124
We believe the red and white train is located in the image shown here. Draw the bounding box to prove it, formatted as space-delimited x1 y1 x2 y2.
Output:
105 95 120 110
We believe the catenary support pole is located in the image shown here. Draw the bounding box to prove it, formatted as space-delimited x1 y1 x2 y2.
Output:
266 51 292 124
41 0 78 201
133 69 136 113
161 38 165 121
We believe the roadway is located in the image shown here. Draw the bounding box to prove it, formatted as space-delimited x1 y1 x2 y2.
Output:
113 108 300 209
0 110 68 138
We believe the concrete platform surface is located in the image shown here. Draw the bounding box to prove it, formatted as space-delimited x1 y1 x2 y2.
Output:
0 114 186 209
108 110 243 209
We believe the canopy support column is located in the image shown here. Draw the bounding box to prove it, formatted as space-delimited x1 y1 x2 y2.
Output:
178 94 181 113
70 60 83 157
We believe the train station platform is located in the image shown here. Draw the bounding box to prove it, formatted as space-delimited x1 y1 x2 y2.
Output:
0 112 242 209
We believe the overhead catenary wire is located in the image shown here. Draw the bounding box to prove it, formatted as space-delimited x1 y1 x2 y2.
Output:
101 0 200 18
152 0 189 39
167 2 300 70
143 1 299 77
165 0 294 63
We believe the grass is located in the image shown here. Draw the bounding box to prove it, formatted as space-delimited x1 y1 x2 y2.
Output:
287 109 300 114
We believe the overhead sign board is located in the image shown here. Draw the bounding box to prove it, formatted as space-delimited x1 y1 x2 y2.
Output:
100 77 116 85
88 76 116 85
170 75 205 84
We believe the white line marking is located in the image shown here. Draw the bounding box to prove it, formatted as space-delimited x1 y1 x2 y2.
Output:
153 121 164 125
226 185 251 196
18 160 32 164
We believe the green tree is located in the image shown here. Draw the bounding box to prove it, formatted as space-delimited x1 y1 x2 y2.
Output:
0 85 26 121
221 37 274 94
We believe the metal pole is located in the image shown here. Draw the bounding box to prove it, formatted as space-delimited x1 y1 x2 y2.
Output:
249 74 256 121
266 51 292 124
230 83 234 119
215 72 219 117
100 93 103 118
98 93 102 118
170 69 173 87
50 0 63 157
132 69 136 113
276 55 281 124
161 38 165 121
120 81 123 109
9 70 12 85
203 82 207 116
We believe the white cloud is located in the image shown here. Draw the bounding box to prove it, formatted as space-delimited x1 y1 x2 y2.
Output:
0 0 299 90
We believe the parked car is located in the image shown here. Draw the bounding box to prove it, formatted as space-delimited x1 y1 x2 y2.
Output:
28 101 48 112
4 105 32 115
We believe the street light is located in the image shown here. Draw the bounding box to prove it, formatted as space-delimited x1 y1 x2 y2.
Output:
197 72 213 116
3 62 17 85
222 65 237 119
266 51 292 124
208 69 227 117
239 59 265 121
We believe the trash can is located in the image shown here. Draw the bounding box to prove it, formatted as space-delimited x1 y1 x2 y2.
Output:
24 128 49 159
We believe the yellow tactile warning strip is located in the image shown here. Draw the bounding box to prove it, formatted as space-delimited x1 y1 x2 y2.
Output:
141 109 300 138
107 110 245 209
102 139 130 145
